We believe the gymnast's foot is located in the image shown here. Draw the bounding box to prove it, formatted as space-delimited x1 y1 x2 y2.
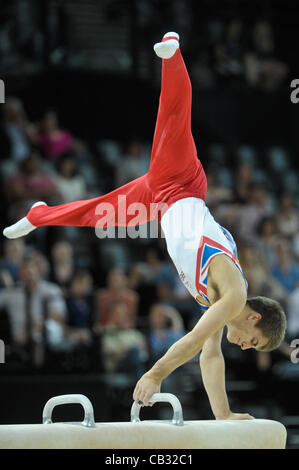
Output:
153 32 180 59
3 201 47 239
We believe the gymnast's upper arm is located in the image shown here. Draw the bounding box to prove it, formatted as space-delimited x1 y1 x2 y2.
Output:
210 255 247 305
188 257 247 346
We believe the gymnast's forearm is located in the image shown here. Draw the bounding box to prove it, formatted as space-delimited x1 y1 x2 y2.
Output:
147 296 240 382
200 353 230 419
147 331 203 382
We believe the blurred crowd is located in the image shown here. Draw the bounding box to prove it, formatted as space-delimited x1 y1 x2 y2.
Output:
189 17 289 92
0 0 291 94
0 96 188 375
0 92 298 380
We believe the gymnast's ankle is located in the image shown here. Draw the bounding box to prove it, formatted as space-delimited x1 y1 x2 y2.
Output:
3 201 46 239
153 32 180 59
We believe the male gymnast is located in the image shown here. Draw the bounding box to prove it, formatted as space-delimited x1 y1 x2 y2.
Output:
3 33 286 420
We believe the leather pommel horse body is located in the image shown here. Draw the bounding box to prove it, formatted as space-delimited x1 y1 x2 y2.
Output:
0 393 287 449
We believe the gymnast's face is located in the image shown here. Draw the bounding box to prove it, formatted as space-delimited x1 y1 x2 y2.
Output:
226 312 268 351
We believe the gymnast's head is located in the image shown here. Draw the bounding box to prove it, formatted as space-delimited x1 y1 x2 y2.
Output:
226 296 287 352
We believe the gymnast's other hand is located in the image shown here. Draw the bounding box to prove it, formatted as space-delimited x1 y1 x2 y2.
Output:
133 372 161 406
216 412 255 420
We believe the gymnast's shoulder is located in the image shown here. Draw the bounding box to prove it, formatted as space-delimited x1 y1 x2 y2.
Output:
209 255 247 306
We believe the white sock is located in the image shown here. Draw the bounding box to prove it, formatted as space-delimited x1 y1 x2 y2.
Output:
153 32 180 59
3 201 47 239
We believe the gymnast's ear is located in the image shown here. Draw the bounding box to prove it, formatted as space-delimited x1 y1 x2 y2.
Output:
247 311 262 321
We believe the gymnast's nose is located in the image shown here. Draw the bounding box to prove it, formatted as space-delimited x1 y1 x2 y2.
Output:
240 342 251 350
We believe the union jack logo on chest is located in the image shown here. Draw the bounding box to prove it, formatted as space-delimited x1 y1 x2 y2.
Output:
195 236 246 298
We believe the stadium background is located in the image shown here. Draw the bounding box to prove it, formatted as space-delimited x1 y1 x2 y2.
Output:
0 0 298 448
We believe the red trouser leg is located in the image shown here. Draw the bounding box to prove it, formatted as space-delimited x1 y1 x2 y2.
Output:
27 174 154 228
147 49 202 191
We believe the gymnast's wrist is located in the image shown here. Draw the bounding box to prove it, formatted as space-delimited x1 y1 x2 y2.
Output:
147 361 167 382
215 409 232 420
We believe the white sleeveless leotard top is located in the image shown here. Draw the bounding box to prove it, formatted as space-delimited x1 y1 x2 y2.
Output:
161 197 248 310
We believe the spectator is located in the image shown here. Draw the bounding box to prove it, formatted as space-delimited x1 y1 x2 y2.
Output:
128 246 166 325
244 20 288 92
256 216 279 266
240 244 286 302
147 303 185 364
275 193 299 240
213 18 246 83
0 238 26 283
37 109 74 161
128 247 165 289
205 164 233 210
0 97 37 164
233 162 254 204
212 163 255 234
286 286 299 340
0 258 66 367
53 152 87 203
115 141 150 187
293 233 299 264
50 240 76 294
271 240 299 293
236 182 272 241
96 268 139 328
5 151 58 204
155 261 198 319
101 300 147 374
66 270 94 346
27 249 50 280
0 269 15 289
